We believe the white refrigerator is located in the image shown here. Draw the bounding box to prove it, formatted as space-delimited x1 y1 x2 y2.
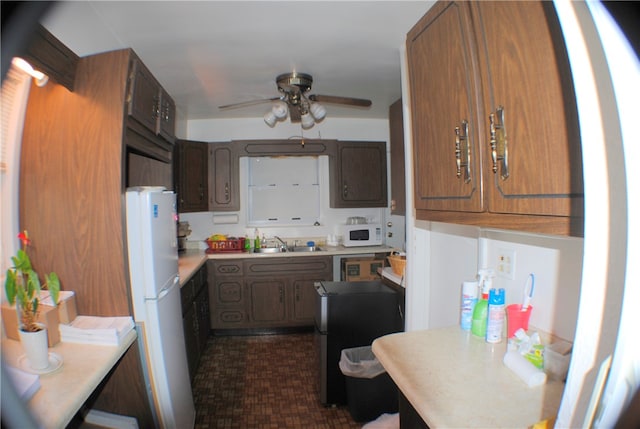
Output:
125 187 195 428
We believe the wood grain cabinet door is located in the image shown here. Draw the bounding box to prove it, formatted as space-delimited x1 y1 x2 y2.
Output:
330 141 388 208
407 1 484 213
175 140 209 212
128 58 159 133
209 143 240 211
473 1 583 217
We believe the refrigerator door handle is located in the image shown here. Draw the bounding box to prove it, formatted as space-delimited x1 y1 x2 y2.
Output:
158 276 180 300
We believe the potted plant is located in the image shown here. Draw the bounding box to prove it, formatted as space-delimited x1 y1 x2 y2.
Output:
5 231 60 369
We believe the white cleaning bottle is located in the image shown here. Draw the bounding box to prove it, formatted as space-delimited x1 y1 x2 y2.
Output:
460 280 478 331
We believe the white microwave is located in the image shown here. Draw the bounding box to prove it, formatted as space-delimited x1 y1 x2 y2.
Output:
342 224 383 247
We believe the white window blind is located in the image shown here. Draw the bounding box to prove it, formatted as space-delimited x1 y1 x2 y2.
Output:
248 156 320 226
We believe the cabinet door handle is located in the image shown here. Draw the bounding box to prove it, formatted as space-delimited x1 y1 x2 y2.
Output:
343 184 348 198
455 120 472 183
279 286 284 303
489 106 509 180
224 183 230 202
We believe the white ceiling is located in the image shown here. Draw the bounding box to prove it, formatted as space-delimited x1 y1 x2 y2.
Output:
41 1 434 122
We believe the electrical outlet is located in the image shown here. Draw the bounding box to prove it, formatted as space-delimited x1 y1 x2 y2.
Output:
497 248 516 280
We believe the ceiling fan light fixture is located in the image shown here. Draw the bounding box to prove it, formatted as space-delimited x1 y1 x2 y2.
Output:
310 102 326 121
264 110 278 127
301 111 315 129
272 101 288 119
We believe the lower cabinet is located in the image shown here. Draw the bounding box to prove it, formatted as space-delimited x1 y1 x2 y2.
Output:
209 257 333 332
180 264 209 380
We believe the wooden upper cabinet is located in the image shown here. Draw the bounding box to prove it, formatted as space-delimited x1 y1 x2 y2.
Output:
175 140 209 212
127 57 176 144
330 141 388 208
407 0 583 235
473 1 583 217
158 87 176 144
209 143 240 211
389 98 406 215
408 1 484 213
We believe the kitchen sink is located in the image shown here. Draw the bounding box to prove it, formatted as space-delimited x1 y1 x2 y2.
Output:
253 247 284 254
290 246 323 252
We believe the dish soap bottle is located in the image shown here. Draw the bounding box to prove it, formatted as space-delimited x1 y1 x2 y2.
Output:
486 288 505 343
471 269 494 338
254 228 260 250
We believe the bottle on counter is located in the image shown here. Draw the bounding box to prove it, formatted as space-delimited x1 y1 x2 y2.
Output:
460 280 478 331
471 269 494 338
254 228 260 250
244 234 252 252
486 288 506 343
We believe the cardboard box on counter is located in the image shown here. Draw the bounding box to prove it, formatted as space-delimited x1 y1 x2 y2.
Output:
1 291 77 347
41 290 78 324
2 302 61 347
342 258 385 281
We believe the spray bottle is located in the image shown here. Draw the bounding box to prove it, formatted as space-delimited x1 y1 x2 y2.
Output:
486 287 505 343
460 280 478 331
471 269 494 338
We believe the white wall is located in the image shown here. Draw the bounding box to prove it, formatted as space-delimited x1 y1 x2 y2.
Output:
180 117 395 248
407 222 583 342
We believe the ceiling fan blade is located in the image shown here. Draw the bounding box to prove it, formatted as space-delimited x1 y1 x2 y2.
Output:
308 94 372 107
218 96 280 110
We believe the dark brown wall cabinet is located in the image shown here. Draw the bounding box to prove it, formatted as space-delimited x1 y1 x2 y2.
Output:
175 140 209 212
209 257 332 332
209 143 240 211
407 1 583 236
389 99 406 215
127 57 176 145
330 141 388 208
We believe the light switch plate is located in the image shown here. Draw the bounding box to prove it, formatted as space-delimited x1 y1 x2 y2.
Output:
497 248 516 280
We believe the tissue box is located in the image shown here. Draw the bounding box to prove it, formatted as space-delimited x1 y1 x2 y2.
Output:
41 290 78 324
1 302 60 347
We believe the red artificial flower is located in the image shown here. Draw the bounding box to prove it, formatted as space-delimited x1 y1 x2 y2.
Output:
17 231 31 247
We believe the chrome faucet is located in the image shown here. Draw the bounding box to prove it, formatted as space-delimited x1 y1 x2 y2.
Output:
274 236 288 251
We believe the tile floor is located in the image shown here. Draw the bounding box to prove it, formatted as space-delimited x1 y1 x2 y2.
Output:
192 332 363 429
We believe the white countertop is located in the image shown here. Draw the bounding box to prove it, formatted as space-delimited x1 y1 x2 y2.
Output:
2 330 137 429
372 326 564 428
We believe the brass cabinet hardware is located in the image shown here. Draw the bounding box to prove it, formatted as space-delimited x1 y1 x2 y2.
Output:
490 106 509 180
455 120 472 183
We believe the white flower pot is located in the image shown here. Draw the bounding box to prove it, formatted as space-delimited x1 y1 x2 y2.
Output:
19 323 50 370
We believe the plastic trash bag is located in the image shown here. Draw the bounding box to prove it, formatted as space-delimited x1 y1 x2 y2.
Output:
339 346 387 379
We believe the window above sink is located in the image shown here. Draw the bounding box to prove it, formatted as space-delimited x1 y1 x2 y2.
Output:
248 156 321 226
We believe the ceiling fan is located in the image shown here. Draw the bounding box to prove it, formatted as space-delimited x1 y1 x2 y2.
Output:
218 72 372 128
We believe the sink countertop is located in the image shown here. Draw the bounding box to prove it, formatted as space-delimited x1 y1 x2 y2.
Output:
372 326 564 428
178 245 394 286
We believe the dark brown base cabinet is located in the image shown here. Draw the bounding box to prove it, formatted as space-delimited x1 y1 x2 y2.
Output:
180 264 209 380
208 257 333 332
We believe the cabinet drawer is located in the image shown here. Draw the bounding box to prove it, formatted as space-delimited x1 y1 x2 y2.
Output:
213 309 248 327
244 256 331 275
211 260 244 276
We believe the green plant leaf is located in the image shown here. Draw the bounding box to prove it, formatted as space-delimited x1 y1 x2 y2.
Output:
4 269 17 305
45 272 60 305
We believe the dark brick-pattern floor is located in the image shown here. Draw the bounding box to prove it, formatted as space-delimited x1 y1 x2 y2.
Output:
192 333 362 429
